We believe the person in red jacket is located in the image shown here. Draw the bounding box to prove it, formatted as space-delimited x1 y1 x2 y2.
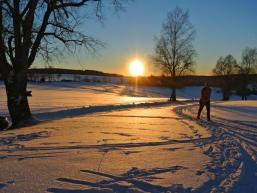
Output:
197 82 212 121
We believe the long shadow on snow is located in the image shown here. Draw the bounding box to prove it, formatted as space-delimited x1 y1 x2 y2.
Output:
0 131 49 147
35 101 172 122
227 145 257 193
0 151 67 161
174 104 257 193
48 166 191 193
0 136 212 153
0 135 211 164
0 131 54 160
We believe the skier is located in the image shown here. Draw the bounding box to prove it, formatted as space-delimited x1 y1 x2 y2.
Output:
197 82 212 121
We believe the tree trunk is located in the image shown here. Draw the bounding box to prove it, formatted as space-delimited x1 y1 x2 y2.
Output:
4 70 32 127
170 87 177 101
222 93 230 101
222 86 230 101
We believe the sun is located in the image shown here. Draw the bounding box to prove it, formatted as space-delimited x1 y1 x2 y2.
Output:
129 59 144 76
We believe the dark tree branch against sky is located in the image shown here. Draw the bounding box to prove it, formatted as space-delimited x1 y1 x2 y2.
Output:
0 0 128 126
213 54 238 100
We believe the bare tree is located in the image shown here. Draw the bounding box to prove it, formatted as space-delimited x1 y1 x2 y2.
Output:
0 0 126 127
213 55 237 76
152 7 196 101
213 54 237 100
238 47 257 74
235 47 257 100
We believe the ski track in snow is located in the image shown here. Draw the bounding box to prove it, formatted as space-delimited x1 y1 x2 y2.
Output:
0 82 257 193
174 102 257 193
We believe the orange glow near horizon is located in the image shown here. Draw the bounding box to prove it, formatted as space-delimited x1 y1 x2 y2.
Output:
129 59 144 76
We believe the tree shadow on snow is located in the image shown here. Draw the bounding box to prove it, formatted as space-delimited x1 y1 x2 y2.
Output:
35 101 171 123
0 131 51 160
47 166 191 193
174 105 257 193
0 131 49 147
4 137 211 153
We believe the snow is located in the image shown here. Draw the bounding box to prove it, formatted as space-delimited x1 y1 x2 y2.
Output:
212 100 257 119
176 100 257 193
0 81 256 193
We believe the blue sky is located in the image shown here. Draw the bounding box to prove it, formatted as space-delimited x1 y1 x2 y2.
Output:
36 0 257 76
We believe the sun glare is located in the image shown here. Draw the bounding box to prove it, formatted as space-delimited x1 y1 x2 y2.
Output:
129 59 144 76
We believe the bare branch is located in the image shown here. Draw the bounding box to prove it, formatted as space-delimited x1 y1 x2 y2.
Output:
152 7 196 78
28 2 54 66
0 0 128 71
213 55 237 76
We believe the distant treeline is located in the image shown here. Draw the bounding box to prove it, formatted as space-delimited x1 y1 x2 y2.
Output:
133 74 257 88
1 68 257 91
134 74 257 100
28 68 257 88
28 68 123 77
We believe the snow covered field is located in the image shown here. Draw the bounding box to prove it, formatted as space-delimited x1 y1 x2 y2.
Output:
0 82 256 193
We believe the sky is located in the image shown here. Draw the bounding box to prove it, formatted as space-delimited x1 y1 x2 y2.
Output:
35 0 257 76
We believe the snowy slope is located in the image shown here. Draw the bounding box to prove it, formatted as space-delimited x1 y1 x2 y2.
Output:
0 82 256 193
0 81 225 116
0 105 214 193
176 100 257 193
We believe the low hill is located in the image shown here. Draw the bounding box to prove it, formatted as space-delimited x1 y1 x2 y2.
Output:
28 68 123 77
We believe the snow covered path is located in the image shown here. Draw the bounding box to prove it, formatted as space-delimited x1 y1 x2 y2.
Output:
0 104 214 193
0 82 256 192
176 101 257 193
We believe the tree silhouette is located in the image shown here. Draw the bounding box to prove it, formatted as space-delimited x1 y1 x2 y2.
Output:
0 0 126 127
235 47 257 100
152 7 196 101
213 55 237 76
238 47 257 74
213 54 237 100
